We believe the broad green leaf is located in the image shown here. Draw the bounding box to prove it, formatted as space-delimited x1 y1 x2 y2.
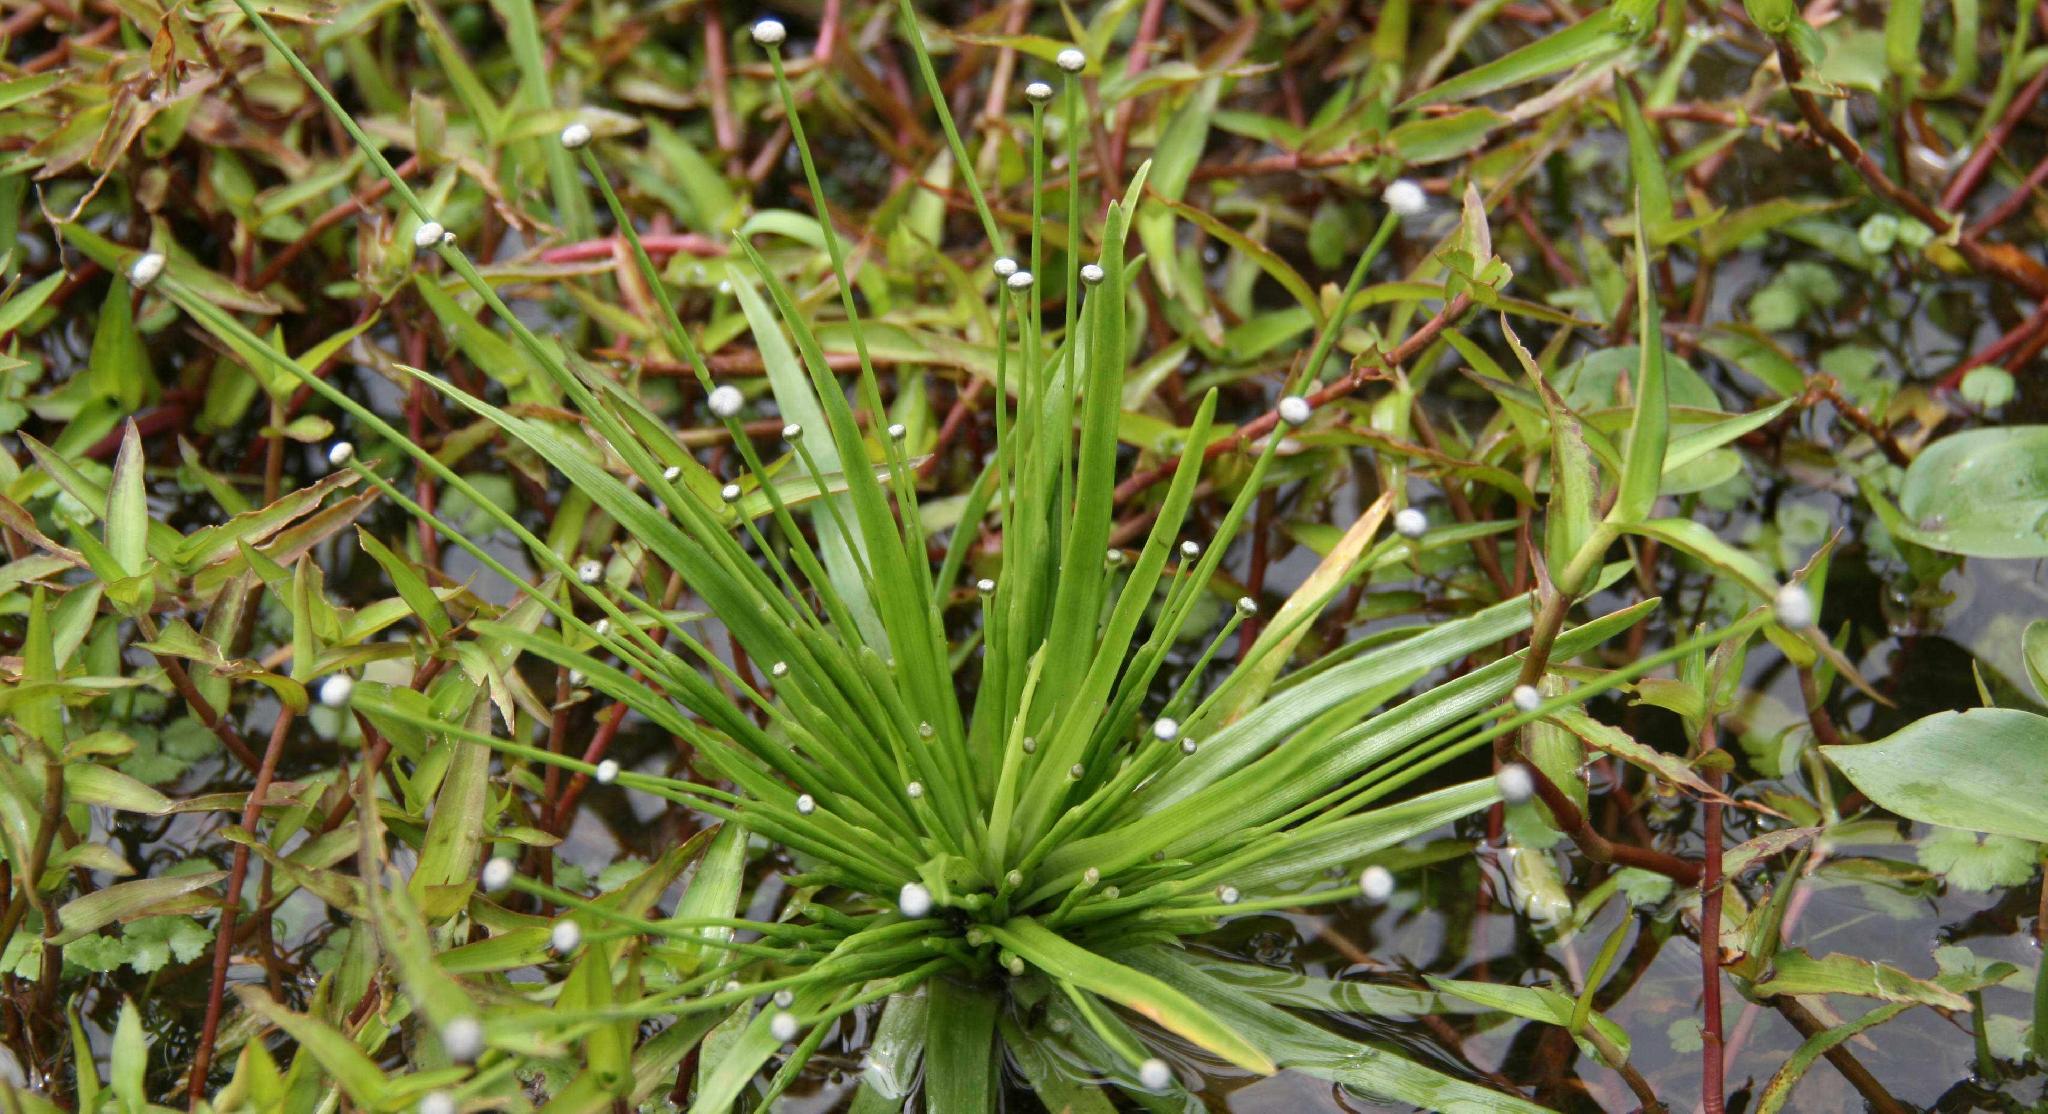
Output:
88 279 151 410
1823 708 2048 841
1893 427 2048 558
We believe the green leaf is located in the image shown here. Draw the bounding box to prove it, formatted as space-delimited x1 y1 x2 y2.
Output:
88 279 151 410
1388 108 1506 164
112 999 146 1114
354 527 451 638
925 978 997 1114
987 918 1276 1074
51 871 226 945
1605 202 1666 525
1823 708 2048 841
106 422 147 579
1397 0 1654 111
1915 828 2039 892
1893 427 2048 558
1755 1001 1915 1114
1753 949 1970 1010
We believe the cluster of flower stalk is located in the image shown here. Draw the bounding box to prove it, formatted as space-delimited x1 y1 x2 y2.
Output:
125 4 1831 1106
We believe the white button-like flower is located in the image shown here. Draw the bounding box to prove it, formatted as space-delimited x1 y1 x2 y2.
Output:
993 257 1018 278
898 882 933 918
318 675 354 708
327 442 355 467
1393 507 1429 539
549 919 582 955
480 857 515 893
795 793 815 815
1024 81 1053 104
1358 865 1395 903
1383 179 1427 217
1773 583 1815 630
1138 1058 1172 1091
1055 47 1086 73
593 759 619 785
1216 884 1239 905
751 18 786 46
129 252 166 289
1235 596 1259 618
560 122 592 149
1495 763 1536 804
418 1092 456 1114
577 559 604 585
1511 684 1542 713
1080 263 1105 285
441 1016 484 1063
720 483 742 504
1151 718 1179 742
769 1010 798 1042
1006 270 1035 291
413 221 446 249
1276 395 1313 426
708 385 744 418
782 422 803 442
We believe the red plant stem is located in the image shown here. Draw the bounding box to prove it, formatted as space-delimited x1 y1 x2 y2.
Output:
1939 63 2048 213
538 233 727 264
1105 0 1168 186
1970 151 2048 234
249 155 419 291
1114 293 1475 501
1776 45 2048 299
1699 716 1727 1114
1939 292 2048 390
188 708 295 1107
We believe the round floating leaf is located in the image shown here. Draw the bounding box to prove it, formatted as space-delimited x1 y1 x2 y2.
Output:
1894 427 2048 558
1822 708 2048 840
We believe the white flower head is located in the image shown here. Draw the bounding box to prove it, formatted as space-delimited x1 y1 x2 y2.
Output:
773 988 795 1008
887 423 907 441
720 482 743 504
577 559 604 585
1138 1058 1173 1091
1055 47 1086 73
559 122 592 149
751 18 786 46
1007 270 1035 291
594 759 619 785
327 441 355 468
795 793 815 815
905 780 924 799
441 1016 484 1062
129 252 166 289
1151 718 1180 742
782 422 803 442
1774 582 1815 631
1179 737 1197 755
1511 684 1542 714
1358 864 1395 903
976 577 996 595
662 465 682 482
1383 179 1427 217
1276 395 1313 426
413 221 446 249
769 1010 799 1042
1216 884 1240 905
708 384 744 418
1080 263 1105 286
318 674 354 708
1393 507 1429 539
1024 81 1053 104
993 256 1019 278
1179 539 1201 560
1235 596 1259 618
418 1093 457 1114
898 882 933 918
480 856 515 893
1495 762 1536 805
549 918 582 955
